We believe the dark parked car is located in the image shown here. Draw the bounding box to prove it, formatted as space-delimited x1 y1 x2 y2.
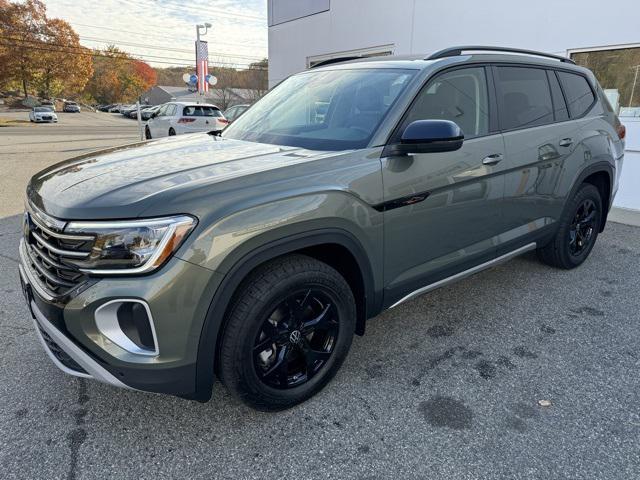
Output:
19 46 624 411
223 104 249 123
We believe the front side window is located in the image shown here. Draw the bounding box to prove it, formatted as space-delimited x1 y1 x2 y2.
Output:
223 68 416 150
401 67 489 139
557 71 595 118
496 67 554 130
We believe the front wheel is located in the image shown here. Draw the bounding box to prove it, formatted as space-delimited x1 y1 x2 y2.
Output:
537 183 602 269
145 126 152 139
218 254 356 411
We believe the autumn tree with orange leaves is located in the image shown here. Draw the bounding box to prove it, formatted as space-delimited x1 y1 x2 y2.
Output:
0 0 93 98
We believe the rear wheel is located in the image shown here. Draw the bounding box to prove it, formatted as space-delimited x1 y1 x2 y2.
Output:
145 126 152 139
537 183 602 269
168 127 176 136
218 254 356 411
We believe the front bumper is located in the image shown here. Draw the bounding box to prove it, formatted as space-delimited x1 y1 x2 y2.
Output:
18 239 222 397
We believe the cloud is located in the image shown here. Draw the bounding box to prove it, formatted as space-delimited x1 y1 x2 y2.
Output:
42 0 267 69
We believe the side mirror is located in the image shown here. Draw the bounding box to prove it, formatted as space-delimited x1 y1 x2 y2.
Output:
383 120 464 156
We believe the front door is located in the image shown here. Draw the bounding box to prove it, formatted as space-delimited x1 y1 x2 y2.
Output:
381 66 508 307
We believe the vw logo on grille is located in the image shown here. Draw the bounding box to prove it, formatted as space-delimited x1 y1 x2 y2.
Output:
289 330 302 345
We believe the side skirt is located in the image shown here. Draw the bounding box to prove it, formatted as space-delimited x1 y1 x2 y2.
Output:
388 242 537 309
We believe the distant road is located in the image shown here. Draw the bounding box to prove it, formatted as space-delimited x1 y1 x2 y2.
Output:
0 110 140 218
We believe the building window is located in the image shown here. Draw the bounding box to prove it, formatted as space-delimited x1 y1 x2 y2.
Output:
570 46 640 117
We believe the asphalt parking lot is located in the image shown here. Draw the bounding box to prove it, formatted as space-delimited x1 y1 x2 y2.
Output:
1 113 639 479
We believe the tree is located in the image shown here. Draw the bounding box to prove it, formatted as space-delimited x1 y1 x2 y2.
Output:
0 0 92 98
0 0 48 97
36 18 93 98
84 46 156 104
133 60 157 91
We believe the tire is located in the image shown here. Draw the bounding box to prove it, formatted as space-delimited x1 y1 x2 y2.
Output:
145 126 152 139
537 183 602 269
218 254 356 411
168 127 176 136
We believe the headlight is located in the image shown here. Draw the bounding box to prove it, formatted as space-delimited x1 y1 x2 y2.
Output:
65 215 196 275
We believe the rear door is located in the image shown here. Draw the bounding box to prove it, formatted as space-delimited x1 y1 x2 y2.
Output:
381 66 509 306
495 65 580 252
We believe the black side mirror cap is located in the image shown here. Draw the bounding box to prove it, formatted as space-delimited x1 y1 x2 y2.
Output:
383 119 464 156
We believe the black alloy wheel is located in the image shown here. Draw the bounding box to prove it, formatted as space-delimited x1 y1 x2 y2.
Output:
253 289 339 389
537 183 602 269
568 198 597 257
218 254 356 410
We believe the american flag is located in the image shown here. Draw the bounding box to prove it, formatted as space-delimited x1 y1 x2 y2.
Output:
195 40 209 93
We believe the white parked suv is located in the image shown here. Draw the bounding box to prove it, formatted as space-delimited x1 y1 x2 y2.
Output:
145 102 228 139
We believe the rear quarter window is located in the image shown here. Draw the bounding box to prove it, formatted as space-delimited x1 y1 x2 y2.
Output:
557 71 595 118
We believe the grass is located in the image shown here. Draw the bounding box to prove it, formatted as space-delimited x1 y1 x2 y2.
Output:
0 117 32 127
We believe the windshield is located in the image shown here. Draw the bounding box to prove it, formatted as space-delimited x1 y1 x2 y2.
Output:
223 68 416 150
34 107 52 112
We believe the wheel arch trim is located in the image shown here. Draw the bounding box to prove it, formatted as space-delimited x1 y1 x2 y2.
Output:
568 162 613 232
189 228 380 402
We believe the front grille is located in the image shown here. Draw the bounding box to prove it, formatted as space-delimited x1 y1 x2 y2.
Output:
23 207 94 298
37 324 87 374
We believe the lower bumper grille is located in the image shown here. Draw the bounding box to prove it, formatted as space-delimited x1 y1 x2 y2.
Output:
37 324 87 374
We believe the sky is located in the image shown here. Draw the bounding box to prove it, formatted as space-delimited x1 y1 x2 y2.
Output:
42 0 268 70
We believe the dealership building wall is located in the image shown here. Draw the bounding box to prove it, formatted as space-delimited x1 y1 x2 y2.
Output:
268 0 640 217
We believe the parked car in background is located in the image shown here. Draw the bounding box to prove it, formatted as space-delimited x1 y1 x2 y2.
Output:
29 106 58 123
18 47 624 411
120 105 138 117
144 102 228 139
63 101 81 113
108 104 123 113
140 105 161 120
223 104 250 123
98 104 115 112
40 99 55 111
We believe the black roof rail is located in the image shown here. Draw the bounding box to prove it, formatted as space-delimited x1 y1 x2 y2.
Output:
310 56 363 68
426 46 576 65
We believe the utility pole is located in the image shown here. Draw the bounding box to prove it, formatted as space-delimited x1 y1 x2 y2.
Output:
629 65 640 108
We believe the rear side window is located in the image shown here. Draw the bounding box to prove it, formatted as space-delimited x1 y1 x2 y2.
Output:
496 67 554 130
557 71 595 118
547 71 569 121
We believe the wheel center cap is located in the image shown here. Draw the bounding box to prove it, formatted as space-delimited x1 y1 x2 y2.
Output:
289 330 302 345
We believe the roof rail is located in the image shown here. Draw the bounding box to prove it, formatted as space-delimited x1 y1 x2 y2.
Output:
310 56 363 68
426 46 576 65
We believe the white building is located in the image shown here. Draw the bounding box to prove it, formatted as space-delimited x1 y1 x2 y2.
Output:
267 0 640 220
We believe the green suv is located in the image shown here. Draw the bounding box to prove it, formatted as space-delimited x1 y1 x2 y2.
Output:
19 47 625 410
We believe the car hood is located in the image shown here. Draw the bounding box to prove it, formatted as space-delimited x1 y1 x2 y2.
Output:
28 134 329 219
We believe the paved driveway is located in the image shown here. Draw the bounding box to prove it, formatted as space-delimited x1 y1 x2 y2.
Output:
2 218 638 479
0 115 638 479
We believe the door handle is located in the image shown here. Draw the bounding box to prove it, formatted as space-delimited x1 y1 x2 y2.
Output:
559 138 573 147
482 153 503 166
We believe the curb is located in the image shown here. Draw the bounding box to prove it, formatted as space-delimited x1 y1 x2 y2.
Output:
608 206 640 227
